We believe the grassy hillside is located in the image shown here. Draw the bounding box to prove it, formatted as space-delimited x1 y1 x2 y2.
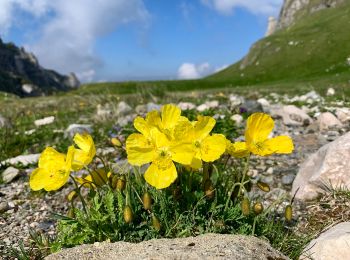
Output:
209 2 350 85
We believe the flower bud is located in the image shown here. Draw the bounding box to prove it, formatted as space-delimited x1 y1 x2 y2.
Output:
142 192 152 210
257 181 270 192
123 205 133 224
117 176 126 191
111 137 122 147
204 179 215 199
67 208 75 218
67 191 77 202
111 175 119 189
241 197 250 216
152 215 161 231
285 204 293 222
253 202 264 215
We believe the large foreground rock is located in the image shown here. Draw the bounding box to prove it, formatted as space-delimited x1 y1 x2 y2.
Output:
46 234 289 260
302 222 350 260
292 132 350 201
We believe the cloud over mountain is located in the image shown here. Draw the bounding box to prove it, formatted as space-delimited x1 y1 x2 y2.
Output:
0 0 150 82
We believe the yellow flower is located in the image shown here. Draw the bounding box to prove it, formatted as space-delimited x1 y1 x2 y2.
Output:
72 133 96 171
126 126 194 189
30 146 75 191
75 169 111 188
134 104 187 139
174 116 227 169
226 141 250 158
228 113 294 157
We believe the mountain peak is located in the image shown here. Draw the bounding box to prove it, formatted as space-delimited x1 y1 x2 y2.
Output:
277 0 345 29
0 40 80 97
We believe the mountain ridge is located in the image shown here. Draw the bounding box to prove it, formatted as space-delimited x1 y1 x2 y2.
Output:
0 38 80 97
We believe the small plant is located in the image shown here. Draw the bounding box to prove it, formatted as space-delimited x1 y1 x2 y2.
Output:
28 104 299 257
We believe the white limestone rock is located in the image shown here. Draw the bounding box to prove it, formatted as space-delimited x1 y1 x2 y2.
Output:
292 132 350 201
317 112 342 131
34 116 55 127
270 105 313 126
302 222 350 260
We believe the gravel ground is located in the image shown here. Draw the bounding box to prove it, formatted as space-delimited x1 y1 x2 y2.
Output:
0 94 349 258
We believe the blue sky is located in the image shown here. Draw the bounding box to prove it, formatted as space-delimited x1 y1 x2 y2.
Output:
0 0 283 82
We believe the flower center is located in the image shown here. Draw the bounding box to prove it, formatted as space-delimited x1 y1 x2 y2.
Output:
194 140 201 148
255 142 265 151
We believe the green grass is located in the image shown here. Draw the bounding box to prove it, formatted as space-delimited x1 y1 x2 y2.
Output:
210 2 350 86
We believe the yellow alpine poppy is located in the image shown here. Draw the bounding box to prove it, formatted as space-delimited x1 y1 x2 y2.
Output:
75 169 111 188
72 133 96 171
134 104 186 139
126 127 194 189
174 116 227 169
228 113 294 157
30 146 75 191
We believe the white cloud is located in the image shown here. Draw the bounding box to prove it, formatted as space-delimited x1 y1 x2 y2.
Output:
201 0 283 16
214 64 228 72
76 69 96 83
0 0 150 82
177 62 226 79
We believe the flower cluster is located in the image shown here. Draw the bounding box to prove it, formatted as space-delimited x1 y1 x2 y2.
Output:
126 104 227 189
30 133 96 191
29 104 294 192
126 105 294 189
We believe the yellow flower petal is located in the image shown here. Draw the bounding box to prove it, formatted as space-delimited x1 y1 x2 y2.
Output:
38 147 65 170
264 136 294 155
29 168 48 191
170 143 195 165
173 118 193 141
200 134 226 162
75 176 95 188
72 134 95 170
126 133 156 166
144 161 177 189
161 104 181 129
227 142 250 158
146 110 162 127
190 156 202 169
74 133 95 154
134 116 149 136
44 170 70 191
149 128 170 148
72 149 89 171
245 113 274 145
193 116 216 140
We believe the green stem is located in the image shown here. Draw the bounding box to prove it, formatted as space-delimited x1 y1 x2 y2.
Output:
202 163 209 190
224 154 251 212
188 170 193 192
70 175 88 215
222 155 230 172
252 216 258 235
160 190 170 230
238 154 251 198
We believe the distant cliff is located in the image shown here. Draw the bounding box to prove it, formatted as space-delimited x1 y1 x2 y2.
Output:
0 38 80 97
277 0 344 29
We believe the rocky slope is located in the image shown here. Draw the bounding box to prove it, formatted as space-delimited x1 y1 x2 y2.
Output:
0 38 80 97
277 0 345 29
